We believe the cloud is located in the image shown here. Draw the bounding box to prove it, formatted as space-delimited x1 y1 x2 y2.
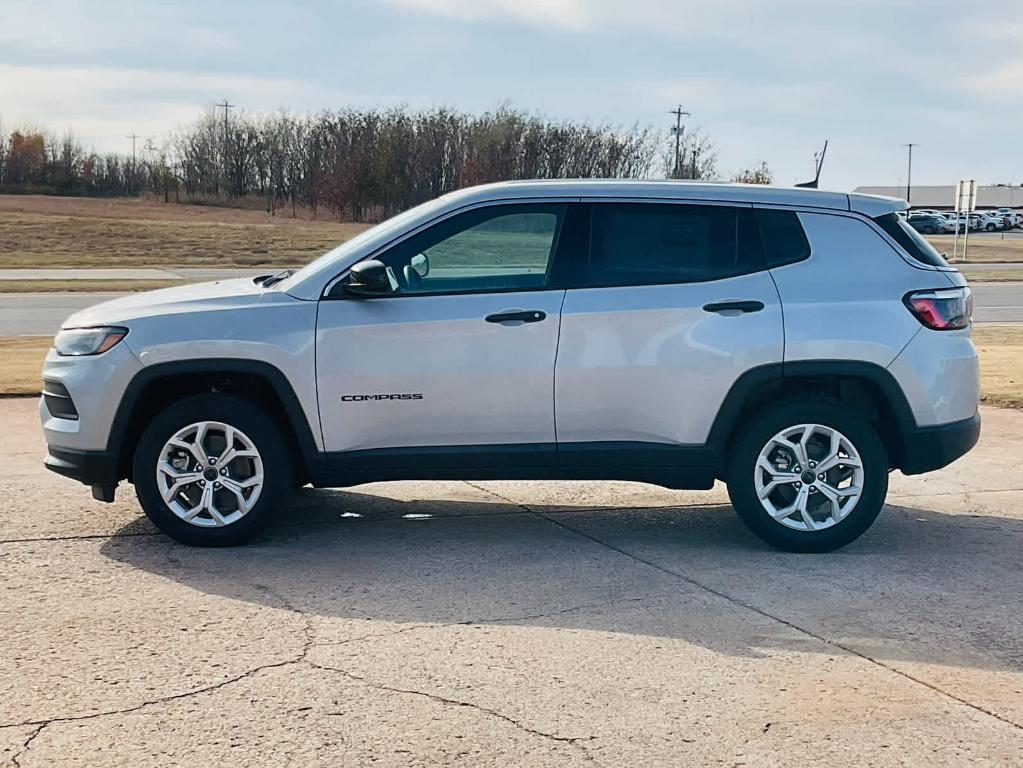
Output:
958 58 1023 99
378 0 886 38
0 64 347 151
381 0 591 29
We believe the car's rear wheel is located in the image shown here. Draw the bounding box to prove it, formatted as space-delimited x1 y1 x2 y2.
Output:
133 394 292 546
726 401 888 553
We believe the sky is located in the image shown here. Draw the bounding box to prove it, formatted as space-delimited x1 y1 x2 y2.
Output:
2 0 1022 192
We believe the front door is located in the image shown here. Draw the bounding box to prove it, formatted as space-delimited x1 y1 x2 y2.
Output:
316 203 570 461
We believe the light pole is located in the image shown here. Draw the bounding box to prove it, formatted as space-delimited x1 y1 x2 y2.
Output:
902 143 917 205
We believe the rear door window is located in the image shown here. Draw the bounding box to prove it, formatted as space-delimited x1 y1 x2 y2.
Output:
580 203 765 288
755 208 811 268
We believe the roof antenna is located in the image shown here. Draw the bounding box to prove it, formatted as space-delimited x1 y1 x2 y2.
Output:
795 140 828 188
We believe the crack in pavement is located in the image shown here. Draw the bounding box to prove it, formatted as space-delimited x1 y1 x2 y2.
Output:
464 482 1023 734
0 658 304 764
307 659 600 765
8 724 43 768
1 586 314 766
2 572 621 766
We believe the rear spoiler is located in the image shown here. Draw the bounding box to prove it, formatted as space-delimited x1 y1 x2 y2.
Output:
847 193 908 218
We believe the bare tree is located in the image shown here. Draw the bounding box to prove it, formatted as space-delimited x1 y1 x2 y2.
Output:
732 161 773 184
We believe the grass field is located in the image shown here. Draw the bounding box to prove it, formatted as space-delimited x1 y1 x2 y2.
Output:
0 279 189 293
926 234 1023 263
5 328 1022 408
0 195 369 269
973 326 1023 409
0 337 52 395
960 268 1023 283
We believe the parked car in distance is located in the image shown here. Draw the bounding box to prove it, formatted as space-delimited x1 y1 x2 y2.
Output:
992 208 1020 228
907 214 947 234
950 212 980 232
40 181 980 553
973 212 1004 231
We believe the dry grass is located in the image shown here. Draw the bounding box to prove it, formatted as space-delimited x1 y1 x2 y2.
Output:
0 337 51 395
926 235 1023 263
0 279 190 293
0 195 369 269
960 268 1023 283
5 328 1023 409
973 326 1023 409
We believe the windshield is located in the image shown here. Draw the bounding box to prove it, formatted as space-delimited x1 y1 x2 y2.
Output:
872 212 949 268
273 197 450 293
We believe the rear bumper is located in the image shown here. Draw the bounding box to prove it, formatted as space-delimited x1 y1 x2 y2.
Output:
899 412 981 475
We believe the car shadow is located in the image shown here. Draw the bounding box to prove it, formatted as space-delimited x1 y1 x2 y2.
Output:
100 485 1023 673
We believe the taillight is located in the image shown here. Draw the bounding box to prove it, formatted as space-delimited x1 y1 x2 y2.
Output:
903 287 972 330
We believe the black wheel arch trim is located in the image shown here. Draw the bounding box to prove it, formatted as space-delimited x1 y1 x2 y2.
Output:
706 359 922 471
105 358 324 482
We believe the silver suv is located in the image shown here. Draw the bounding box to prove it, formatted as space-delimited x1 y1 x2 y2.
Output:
40 181 980 552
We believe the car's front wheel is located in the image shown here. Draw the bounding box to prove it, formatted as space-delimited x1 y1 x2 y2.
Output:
726 401 888 553
133 394 293 546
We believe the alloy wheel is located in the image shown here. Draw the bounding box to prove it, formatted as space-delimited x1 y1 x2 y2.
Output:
753 423 864 532
156 421 264 527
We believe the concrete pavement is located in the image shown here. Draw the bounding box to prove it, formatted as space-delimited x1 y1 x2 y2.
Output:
2 283 1022 335
2 397 1023 765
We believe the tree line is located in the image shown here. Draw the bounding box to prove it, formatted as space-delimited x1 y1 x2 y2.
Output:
0 106 769 221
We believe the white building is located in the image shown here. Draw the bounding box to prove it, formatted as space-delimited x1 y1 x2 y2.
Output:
852 185 1023 210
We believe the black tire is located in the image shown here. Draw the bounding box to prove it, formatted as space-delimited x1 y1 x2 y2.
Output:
132 393 293 546
725 400 888 553
986 223 996 232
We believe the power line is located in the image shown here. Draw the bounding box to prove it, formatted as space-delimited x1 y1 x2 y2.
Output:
668 105 690 179
216 99 235 197
126 133 140 195
126 133 140 168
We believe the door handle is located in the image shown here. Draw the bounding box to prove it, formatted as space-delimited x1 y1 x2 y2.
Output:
702 300 764 314
485 310 547 324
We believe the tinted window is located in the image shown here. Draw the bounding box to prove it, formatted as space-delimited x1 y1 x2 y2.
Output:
583 203 764 288
756 208 811 267
373 204 564 295
872 212 948 267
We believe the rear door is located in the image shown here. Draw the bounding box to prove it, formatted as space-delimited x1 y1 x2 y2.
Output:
554 202 784 456
316 202 573 459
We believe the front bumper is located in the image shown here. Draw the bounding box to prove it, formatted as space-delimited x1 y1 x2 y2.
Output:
899 412 981 475
44 446 120 501
44 446 119 484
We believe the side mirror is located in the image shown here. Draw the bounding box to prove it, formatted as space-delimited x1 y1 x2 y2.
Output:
343 260 396 297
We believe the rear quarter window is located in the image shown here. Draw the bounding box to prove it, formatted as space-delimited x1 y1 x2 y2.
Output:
872 212 949 268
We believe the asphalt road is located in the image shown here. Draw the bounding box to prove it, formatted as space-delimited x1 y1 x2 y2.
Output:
3 397 1023 765
2 283 1021 335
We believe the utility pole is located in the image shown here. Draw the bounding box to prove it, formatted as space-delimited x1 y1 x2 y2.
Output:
216 99 235 198
902 143 917 205
126 133 139 195
668 105 690 179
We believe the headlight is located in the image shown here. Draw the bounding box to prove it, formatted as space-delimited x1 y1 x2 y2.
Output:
53 326 128 356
